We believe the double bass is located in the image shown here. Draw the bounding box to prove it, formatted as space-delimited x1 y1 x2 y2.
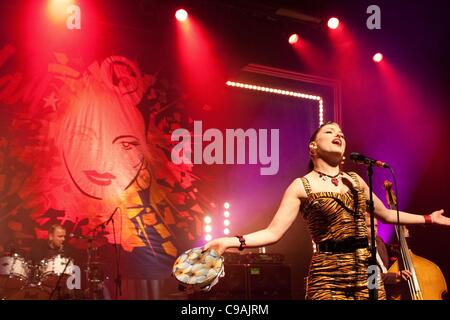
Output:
383 180 448 300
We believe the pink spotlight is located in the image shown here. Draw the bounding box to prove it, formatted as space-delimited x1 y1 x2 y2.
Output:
175 9 188 22
327 17 340 29
373 52 384 63
288 34 299 45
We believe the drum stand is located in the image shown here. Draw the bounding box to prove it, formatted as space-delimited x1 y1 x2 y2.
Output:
85 245 105 300
83 224 107 300
48 257 73 300
84 208 120 300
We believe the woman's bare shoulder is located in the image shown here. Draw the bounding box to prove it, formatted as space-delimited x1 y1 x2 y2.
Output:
290 174 312 199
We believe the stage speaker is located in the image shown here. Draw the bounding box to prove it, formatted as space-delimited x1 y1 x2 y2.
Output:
192 264 291 300
190 264 247 300
247 264 292 300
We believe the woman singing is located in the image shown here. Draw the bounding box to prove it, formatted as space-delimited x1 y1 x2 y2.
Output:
203 122 450 300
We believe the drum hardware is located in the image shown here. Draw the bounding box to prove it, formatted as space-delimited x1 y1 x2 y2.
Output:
79 224 108 300
48 256 74 300
1 221 110 299
68 235 108 251
0 253 30 290
84 243 106 299
0 251 78 300
39 254 75 288
7 284 52 300
81 211 120 300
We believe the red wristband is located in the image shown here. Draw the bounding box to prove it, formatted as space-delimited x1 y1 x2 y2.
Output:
235 235 247 251
424 214 433 224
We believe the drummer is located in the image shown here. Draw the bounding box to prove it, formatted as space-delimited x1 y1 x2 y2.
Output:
30 224 73 264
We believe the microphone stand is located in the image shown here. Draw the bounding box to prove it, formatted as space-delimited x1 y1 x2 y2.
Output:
81 207 121 299
49 256 73 300
102 207 121 300
367 164 378 300
111 216 122 300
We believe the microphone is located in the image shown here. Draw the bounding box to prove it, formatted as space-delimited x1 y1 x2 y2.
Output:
349 152 390 168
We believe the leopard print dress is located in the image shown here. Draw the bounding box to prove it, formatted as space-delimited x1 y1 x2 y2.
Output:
301 172 386 300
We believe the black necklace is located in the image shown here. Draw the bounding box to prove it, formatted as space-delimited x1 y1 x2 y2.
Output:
314 170 342 186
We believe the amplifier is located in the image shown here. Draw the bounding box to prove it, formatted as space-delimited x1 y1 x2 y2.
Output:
223 252 285 264
191 263 292 300
239 252 285 264
247 264 291 300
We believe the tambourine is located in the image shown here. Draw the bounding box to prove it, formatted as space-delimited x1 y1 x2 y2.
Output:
172 247 225 292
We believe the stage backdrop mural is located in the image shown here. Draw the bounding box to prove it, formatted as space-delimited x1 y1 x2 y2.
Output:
0 44 214 297
0 1 341 300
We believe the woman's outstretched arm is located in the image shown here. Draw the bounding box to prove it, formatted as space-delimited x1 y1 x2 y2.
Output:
203 178 305 254
354 173 449 226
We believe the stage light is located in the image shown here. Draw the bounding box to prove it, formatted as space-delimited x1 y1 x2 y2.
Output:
204 225 212 233
224 210 230 218
205 234 212 241
288 34 299 45
373 53 383 63
226 81 324 126
47 0 75 23
224 228 230 235
224 202 230 209
319 99 324 125
175 9 188 22
327 17 340 29
224 219 230 227
204 216 212 224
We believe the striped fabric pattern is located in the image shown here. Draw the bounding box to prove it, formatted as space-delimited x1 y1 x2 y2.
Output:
301 172 386 300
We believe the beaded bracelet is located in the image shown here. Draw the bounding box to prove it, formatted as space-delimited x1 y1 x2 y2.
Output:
235 235 247 251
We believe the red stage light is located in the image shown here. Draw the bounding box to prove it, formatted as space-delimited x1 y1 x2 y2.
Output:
175 9 188 22
373 53 383 63
288 34 299 45
47 0 75 23
327 17 340 29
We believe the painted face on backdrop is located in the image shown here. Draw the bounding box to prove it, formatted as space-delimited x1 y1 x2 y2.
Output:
102 56 146 108
60 76 147 200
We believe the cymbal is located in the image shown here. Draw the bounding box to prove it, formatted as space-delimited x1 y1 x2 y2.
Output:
68 237 108 250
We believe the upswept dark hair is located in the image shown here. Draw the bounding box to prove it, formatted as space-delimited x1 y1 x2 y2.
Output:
308 121 339 171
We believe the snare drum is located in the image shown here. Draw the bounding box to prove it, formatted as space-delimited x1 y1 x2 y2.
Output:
39 254 74 288
0 254 30 289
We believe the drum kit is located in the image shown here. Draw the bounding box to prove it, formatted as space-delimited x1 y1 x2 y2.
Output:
0 234 108 300
0 252 74 300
